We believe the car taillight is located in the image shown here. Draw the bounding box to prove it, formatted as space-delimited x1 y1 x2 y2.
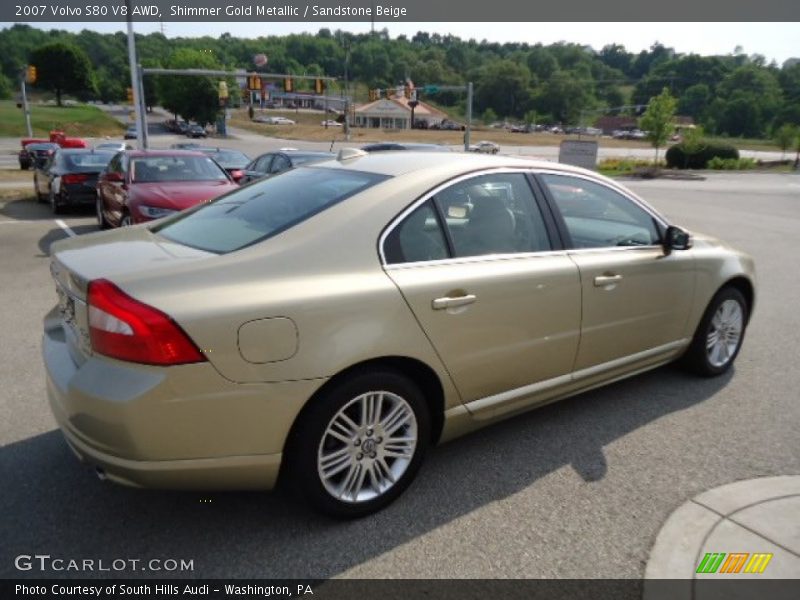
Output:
87 279 206 366
62 173 89 184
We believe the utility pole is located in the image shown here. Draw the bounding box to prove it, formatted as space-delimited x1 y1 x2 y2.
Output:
19 70 33 138
125 0 146 150
465 81 473 151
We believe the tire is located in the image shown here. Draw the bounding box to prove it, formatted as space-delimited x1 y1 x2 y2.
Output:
96 195 109 230
682 286 748 377
34 178 46 203
50 189 65 215
286 369 431 518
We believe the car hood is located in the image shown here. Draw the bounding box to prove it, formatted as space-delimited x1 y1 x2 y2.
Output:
130 181 235 210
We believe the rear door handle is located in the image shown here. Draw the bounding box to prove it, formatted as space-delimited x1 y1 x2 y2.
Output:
432 294 477 310
594 274 623 287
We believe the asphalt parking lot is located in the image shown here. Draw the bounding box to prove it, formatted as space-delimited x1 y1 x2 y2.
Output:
1 162 798 579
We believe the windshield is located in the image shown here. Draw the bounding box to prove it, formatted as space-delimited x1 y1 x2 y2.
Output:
153 167 389 253
131 155 228 183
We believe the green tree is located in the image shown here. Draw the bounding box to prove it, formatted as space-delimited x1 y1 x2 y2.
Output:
639 87 677 164
474 59 531 118
29 42 95 106
158 48 222 125
0 71 12 99
774 124 798 159
482 107 498 124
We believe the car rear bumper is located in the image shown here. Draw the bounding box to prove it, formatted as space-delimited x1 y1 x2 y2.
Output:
43 310 322 490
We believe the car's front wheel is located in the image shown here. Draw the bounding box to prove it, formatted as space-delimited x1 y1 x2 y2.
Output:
287 369 430 517
683 286 748 376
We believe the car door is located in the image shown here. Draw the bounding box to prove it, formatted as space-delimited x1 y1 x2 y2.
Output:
537 172 695 372
382 171 582 415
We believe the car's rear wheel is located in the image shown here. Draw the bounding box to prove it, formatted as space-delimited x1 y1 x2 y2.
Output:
683 286 748 377
49 188 65 214
34 177 46 203
287 369 430 517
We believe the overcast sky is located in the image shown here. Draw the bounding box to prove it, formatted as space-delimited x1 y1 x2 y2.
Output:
12 22 800 64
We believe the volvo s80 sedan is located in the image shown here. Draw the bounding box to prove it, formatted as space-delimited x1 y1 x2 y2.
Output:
43 150 755 517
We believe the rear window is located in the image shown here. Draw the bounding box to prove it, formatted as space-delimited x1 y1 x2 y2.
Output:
63 152 114 168
131 155 227 183
152 167 389 253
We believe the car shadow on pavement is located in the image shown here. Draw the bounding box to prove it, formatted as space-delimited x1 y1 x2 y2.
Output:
0 364 731 579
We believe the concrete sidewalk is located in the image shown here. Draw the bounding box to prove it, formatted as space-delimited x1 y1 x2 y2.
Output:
644 476 800 597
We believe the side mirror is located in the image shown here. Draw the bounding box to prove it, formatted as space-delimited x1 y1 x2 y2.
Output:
664 225 692 251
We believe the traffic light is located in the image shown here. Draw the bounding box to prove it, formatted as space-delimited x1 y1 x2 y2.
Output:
126 87 133 103
404 84 412 99
314 78 325 95
284 77 293 93
26 65 37 84
248 75 261 91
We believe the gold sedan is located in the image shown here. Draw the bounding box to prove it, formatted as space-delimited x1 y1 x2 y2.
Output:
43 150 755 516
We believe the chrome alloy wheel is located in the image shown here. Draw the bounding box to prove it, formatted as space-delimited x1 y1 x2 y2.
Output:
706 299 744 368
317 391 417 503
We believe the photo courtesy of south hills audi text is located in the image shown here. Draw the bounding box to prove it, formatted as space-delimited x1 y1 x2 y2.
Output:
14 584 315 597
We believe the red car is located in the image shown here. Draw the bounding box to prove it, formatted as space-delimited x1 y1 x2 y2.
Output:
96 150 238 228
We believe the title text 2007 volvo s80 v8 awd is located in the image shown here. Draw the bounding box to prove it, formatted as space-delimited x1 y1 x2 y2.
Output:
43 150 755 517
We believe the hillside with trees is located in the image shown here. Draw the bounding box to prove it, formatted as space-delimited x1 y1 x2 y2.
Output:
1 24 798 138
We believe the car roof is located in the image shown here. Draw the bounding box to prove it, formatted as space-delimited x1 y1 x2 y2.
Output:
58 148 115 154
310 150 589 179
26 142 59 149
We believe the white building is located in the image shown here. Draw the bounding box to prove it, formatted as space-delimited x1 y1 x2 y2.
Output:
354 95 447 130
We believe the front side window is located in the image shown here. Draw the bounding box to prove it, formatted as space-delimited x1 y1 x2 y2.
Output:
434 173 551 258
153 167 389 254
541 174 661 248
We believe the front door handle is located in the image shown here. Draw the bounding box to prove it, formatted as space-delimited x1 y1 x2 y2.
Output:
594 274 623 287
432 294 477 310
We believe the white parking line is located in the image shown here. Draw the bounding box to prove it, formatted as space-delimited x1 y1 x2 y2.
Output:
55 219 76 237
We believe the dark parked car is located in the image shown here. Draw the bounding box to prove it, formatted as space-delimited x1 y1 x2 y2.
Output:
19 142 59 170
186 124 208 138
34 149 116 214
361 143 452 152
196 147 251 182
239 150 334 184
124 126 138 140
95 150 238 228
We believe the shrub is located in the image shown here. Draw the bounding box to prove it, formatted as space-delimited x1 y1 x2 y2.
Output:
707 157 756 170
665 141 740 169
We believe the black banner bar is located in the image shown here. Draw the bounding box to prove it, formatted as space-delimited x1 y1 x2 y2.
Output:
3 0 798 22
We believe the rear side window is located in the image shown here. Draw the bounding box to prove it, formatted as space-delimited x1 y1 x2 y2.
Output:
153 167 389 253
384 200 449 264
